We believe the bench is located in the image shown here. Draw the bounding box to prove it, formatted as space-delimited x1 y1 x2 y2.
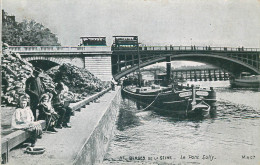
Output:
1 121 46 164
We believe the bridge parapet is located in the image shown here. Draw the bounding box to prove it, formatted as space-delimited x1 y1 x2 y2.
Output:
140 46 260 52
9 45 260 53
8 46 111 53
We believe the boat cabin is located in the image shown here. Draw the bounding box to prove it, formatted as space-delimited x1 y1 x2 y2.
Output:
112 36 139 50
156 73 167 81
80 37 106 46
239 72 259 80
240 72 251 78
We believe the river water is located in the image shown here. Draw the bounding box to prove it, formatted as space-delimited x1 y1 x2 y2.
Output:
103 81 260 165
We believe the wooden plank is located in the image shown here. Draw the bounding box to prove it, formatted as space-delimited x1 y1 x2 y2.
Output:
1 120 46 154
69 88 111 111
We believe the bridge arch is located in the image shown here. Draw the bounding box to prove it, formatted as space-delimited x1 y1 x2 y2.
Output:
23 56 85 71
113 53 260 80
29 60 59 71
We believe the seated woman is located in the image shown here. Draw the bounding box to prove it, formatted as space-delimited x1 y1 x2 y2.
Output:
37 93 59 132
11 94 43 147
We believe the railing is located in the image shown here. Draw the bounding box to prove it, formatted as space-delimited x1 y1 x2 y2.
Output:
9 45 260 52
8 46 111 52
141 46 260 52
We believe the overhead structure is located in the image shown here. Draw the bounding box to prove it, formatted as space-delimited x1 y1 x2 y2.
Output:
80 37 106 46
112 36 138 50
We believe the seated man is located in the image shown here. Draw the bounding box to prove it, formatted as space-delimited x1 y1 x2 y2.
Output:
12 94 43 147
53 82 73 128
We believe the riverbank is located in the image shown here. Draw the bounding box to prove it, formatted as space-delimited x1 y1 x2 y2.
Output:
6 86 121 165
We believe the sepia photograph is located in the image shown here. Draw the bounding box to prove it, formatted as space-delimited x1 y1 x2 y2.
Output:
1 0 260 164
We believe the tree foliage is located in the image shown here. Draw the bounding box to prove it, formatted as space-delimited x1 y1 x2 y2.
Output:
2 10 60 46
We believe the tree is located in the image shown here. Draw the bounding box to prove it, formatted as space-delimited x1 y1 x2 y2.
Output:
2 10 60 46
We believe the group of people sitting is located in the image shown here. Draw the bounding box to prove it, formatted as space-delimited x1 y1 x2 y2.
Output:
11 68 74 147
37 82 73 132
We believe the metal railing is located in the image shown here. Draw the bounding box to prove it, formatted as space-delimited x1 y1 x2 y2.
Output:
8 45 260 52
8 46 111 52
141 46 260 52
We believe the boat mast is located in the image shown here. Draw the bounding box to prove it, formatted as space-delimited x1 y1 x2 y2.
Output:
137 37 142 87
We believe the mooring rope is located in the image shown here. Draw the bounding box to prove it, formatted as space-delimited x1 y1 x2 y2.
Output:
138 91 161 111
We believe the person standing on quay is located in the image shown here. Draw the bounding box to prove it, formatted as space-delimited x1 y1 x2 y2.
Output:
25 68 45 120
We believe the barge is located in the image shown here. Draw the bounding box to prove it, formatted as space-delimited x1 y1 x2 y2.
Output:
122 84 216 118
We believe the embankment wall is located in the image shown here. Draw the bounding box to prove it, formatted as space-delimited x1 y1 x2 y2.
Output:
72 88 121 165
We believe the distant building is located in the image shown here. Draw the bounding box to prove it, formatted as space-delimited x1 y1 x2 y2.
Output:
2 10 16 25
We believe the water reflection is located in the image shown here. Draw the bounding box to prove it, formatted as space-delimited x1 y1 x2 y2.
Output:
116 98 143 131
104 87 260 164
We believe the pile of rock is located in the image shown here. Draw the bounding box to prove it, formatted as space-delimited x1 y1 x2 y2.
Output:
47 63 108 96
1 44 56 106
39 72 56 94
2 44 109 106
1 44 33 106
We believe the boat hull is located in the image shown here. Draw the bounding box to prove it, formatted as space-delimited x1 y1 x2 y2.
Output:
230 75 260 88
121 87 216 117
230 79 260 88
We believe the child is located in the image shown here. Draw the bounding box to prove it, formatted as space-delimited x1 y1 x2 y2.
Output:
11 94 43 147
37 93 59 132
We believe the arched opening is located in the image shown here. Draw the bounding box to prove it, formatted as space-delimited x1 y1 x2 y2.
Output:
29 60 59 71
113 53 259 80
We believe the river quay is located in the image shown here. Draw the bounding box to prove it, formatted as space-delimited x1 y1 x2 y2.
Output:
6 86 121 165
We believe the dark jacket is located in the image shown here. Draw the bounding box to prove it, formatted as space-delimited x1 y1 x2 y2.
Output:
25 76 45 99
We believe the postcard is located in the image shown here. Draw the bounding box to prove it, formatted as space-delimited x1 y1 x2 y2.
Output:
1 0 260 164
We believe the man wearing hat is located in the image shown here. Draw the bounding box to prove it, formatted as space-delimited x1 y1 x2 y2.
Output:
25 68 45 120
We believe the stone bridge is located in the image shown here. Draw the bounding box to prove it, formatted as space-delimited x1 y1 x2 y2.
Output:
9 46 113 81
9 45 260 81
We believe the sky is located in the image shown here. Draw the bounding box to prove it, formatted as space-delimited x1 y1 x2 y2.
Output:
2 0 260 48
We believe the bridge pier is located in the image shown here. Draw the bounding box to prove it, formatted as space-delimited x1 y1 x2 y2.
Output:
224 71 228 80
208 70 212 81
166 56 171 81
194 70 197 81
204 70 207 81
214 70 217 81
219 70 223 81
199 70 202 81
